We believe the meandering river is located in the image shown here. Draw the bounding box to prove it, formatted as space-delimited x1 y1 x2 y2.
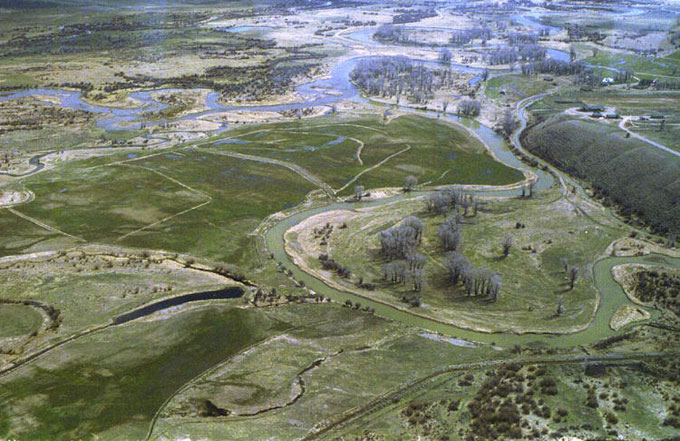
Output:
1 4 673 348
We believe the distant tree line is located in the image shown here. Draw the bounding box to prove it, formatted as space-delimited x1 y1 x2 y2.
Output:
392 8 437 24
507 32 540 45
487 44 546 65
350 56 457 104
521 59 583 76
450 27 493 46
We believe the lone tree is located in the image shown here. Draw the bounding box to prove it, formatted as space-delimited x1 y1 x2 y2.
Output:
404 175 418 192
439 47 452 64
560 257 569 273
354 185 365 201
458 99 481 117
502 109 516 136
411 268 425 292
528 181 536 197
488 274 502 302
502 235 513 257
569 266 579 289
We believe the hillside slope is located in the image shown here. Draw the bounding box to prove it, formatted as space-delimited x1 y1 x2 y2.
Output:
522 115 680 235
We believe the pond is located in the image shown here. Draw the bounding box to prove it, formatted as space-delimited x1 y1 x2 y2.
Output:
113 287 244 324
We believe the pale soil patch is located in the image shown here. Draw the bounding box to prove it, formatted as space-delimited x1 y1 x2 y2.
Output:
0 189 33 207
126 54 264 79
607 237 680 258
0 158 35 177
45 147 141 167
414 12 474 29
82 91 143 109
30 94 62 106
165 119 221 132
610 304 650 331
0 245 237 285
109 206 168 225
611 263 656 306
151 89 211 117
212 90 303 107
602 31 671 53
200 106 331 126
356 187 403 202
200 110 284 125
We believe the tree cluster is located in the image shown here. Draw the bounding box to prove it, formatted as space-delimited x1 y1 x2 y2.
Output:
318 253 351 279
631 269 680 315
523 114 680 235
521 59 583 76
450 27 493 46
438 213 463 251
426 186 478 215
507 32 539 45
379 217 427 292
392 8 437 24
445 252 502 300
379 216 423 260
458 99 482 117
487 45 546 65
351 56 455 104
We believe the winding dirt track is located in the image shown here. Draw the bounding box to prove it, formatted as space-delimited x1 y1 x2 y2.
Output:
335 144 411 193
618 116 680 158
201 149 337 199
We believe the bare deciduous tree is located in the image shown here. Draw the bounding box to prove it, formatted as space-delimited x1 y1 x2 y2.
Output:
404 175 418 192
569 266 579 289
502 235 513 257
354 185 365 201
560 257 569 273
458 99 481 117
438 215 463 251
502 109 516 136
439 48 452 64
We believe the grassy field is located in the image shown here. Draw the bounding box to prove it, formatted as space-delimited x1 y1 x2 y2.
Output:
0 72 38 88
152 303 501 441
213 114 525 195
5 115 522 268
0 304 288 441
0 250 241 347
12 148 315 264
288 185 619 334
529 88 680 154
0 305 42 338
585 50 680 78
0 209 76 256
485 74 556 103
